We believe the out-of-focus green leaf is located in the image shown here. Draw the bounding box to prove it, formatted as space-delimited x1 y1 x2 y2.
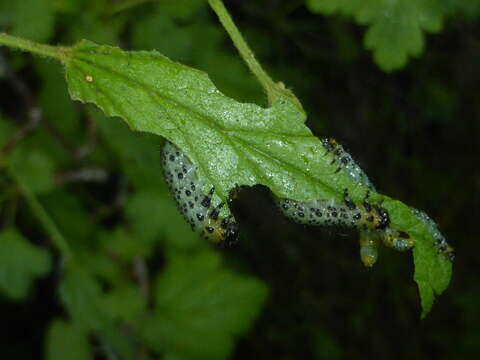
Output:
9 149 55 194
0 228 51 300
126 190 200 251
306 0 446 71
59 264 106 330
34 58 82 141
0 115 15 146
158 0 207 20
45 319 92 360
0 0 55 42
98 285 147 323
136 251 268 359
94 110 166 190
97 227 146 261
42 191 93 246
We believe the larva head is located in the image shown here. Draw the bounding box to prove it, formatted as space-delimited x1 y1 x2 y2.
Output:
357 204 390 231
444 247 455 262
203 216 239 245
373 205 390 229
321 137 339 152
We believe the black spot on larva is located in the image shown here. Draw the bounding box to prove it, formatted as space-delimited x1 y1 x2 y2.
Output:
210 208 219 220
298 212 305 218
196 213 204 221
206 226 214 233
353 213 361 220
315 209 322 217
201 196 211 208
185 190 191 196
331 211 338 218
177 172 184 179
169 155 175 161
282 204 290 210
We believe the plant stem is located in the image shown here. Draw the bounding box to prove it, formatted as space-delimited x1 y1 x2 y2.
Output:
0 33 67 63
208 0 278 104
9 169 74 262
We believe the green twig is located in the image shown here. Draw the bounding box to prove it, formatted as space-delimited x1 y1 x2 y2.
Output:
0 33 68 63
9 168 74 262
208 0 279 104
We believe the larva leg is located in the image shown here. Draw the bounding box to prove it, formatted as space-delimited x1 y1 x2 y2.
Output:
381 229 414 252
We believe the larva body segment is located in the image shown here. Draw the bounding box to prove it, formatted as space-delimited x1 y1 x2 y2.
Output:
162 141 239 245
359 230 379 267
412 208 455 261
321 137 376 191
276 194 390 231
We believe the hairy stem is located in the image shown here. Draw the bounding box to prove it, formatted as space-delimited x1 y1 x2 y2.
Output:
208 0 279 104
0 33 67 62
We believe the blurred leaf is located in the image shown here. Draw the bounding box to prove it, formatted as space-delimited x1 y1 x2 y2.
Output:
0 228 51 300
0 0 55 42
306 0 446 71
97 226 146 261
34 58 82 141
126 190 200 251
42 190 93 246
94 110 166 189
158 0 207 20
98 285 146 323
45 319 92 360
59 264 106 330
0 115 15 145
9 149 55 194
137 251 268 359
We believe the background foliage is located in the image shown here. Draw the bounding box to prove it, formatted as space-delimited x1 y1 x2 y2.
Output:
0 0 479 359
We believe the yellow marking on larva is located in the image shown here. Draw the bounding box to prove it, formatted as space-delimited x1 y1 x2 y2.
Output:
85 75 94 82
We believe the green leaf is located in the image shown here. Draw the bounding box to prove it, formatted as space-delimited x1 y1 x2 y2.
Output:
136 251 268 359
45 319 92 360
0 228 51 300
306 0 446 71
0 0 56 42
384 200 452 316
62 39 452 314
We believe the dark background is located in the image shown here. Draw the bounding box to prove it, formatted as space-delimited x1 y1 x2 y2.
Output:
0 0 479 359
